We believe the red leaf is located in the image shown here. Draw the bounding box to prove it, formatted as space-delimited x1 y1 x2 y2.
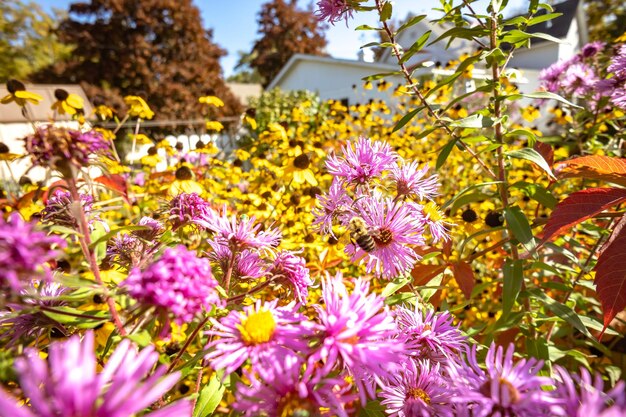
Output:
533 141 554 168
411 264 446 286
555 155 626 186
451 261 475 299
542 187 626 242
94 174 128 199
594 214 626 337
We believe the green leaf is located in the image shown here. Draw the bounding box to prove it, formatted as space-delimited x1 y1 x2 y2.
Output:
126 330 152 347
400 31 432 64
385 292 417 306
360 41 381 49
506 148 555 179
504 205 536 253
436 138 457 170
48 225 83 236
382 275 412 297
510 181 557 209
393 107 424 132
396 14 427 35
441 181 502 211
448 114 498 128
419 274 444 302
359 400 386 417
355 24 382 31
484 48 506 67
527 12 562 26
362 71 401 81
193 374 225 417
379 1 392 21
41 307 108 328
505 91 582 109
448 191 496 216
502 260 524 319
527 288 593 338
525 338 550 361
415 126 437 140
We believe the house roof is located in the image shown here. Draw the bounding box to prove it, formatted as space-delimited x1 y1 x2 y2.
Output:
0 84 94 124
267 54 400 90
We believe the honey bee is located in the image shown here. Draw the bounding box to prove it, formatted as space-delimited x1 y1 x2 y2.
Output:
347 216 376 252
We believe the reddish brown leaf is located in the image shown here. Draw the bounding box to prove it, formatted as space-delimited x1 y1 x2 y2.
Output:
411 264 446 286
94 174 128 199
555 155 626 186
533 141 554 168
594 214 626 337
451 261 475 299
542 187 626 242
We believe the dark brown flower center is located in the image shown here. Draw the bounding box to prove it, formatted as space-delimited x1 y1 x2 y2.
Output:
293 154 310 169
175 166 193 180
6 79 25 94
373 228 393 246
54 88 69 101
0 142 9 154
462 208 478 223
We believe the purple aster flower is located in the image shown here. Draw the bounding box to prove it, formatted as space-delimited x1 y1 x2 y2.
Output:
607 45 626 110
0 213 65 293
551 366 626 417
169 192 214 231
581 41 605 58
389 161 440 201
345 196 425 279
39 189 98 231
539 55 579 92
204 207 281 251
23 126 110 173
394 305 467 365
122 245 223 324
0 281 69 347
379 359 455 417
132 216 165 241
233 354 355 417
205 299 313 376
209 242 267 281
0 331 192 417
448 343 558 417
326 137 397 187
407 201 452 243
316 0 354 25
269 250 313 303
562 63 598 95
310 274 402 401
107 233 146 269
312 178 352 237
608 45 626 80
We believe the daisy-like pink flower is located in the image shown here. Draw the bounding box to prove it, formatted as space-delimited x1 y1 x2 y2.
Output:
312 178 352 237
205 300 313 376
209 242 267 281
326 137 396 187
310 274 402 401
448 343 558 417
380 359 455 417
122 245 223 324
551 366 626 416
389 161 440 201
316 0 354 25
345 196 425 279
203 207 281 251
0 332 191 417
269 250 313 303
234 354 355 417
169 192 213 230
562 63 598 95
394 305 466 365
0 213 65 293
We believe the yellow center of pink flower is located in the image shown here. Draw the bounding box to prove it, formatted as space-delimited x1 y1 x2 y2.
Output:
237 309 276 345
423 202 443 222
373 228 393 246
407 387 431 404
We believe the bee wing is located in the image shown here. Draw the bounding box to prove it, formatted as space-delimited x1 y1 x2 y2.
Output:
338 231 353 247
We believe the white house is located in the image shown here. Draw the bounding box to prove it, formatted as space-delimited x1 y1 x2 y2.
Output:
268 0 586 102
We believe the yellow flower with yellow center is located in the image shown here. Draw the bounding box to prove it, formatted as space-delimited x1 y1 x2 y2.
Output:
1 79 43 106
124 95 154 119
198 95 225 107
237 308 276 345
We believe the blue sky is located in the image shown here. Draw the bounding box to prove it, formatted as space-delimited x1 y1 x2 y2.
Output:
35 0 526 77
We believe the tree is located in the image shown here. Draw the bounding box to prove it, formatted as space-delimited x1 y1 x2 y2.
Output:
227 50 264 84
34 0 241 120
585 0 626 42
250 0 328 87
0 1 71 82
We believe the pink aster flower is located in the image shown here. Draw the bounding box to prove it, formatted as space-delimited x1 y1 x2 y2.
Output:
581 41 605 58
39 189 100 231
394 305 467 365
326 137 396 187
169 192 213 230
380 359 455 417
122 245 223 324
345 196 425 279
562 63 598 95
389 161 440 201
608 45 626 80
551 366 626 417
234 354 355 417
0 213 65 293
312 178 352 237
205 300 313 376
107 233 146 269
132 216 165 241
209 242 267 281
0 331 191 417
204 206 281 251
269 250 313 303
310 274 402 401
316 0 354 25
448 343 558 417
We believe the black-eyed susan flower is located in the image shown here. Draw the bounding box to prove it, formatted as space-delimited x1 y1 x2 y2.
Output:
0 142 21 161
284 153 318 186
51 88 84 115
1 79 43 106
168 165 204 197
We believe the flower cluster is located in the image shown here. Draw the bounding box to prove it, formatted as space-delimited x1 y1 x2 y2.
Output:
39 189 98 230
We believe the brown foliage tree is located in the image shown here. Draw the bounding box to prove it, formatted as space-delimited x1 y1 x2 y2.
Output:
250 0 328 87
33 0 242 120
